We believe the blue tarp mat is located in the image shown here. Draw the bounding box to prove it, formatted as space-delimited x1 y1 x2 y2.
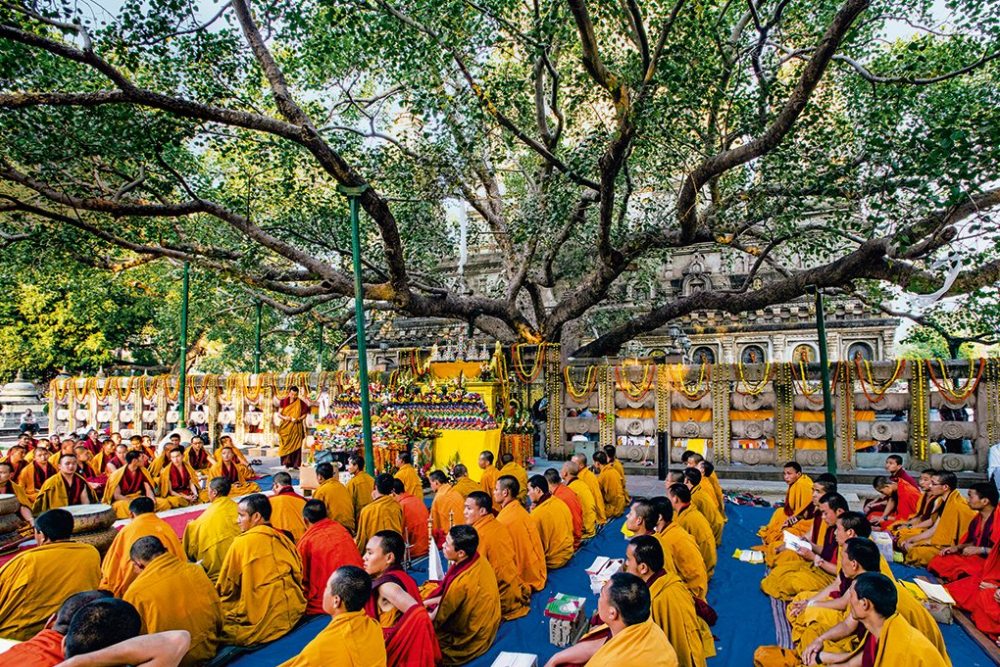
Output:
230 503 994 666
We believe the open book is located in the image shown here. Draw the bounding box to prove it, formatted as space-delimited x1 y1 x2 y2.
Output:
783 530 812 553
914 578 956 605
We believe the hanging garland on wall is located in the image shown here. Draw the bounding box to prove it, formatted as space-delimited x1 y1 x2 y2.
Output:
511 343 545 383
564 366 598 401
910 360 929 461
615 362 656 401
774 362 796 461
927 358 984 402
711 364 731 464
735 360 771 395
674 362 711 400
856 358 906 404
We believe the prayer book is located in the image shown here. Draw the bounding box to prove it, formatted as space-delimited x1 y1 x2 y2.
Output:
491 652 538 667
782 530 812 552
914 578 956 605
733 548 764 563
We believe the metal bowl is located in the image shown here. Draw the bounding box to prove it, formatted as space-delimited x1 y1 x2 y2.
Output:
0 494 20 517
65 504 116 534
70 526 118 556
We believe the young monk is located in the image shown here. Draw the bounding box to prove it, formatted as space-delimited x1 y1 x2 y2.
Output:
765 477 838 568
528 474 575 569
429 469 465 547
100 496 185 597
758 461 814 545
207 446 261 496
463 491 531 620
950 537 1000 637
595 451 627 518
424 525 502 665
216 493 307 645
572 452 608 524
123 536 224 667
901 470 976 566
562 460 598 538
498 452 529 504
347 454 376 523
32 453 95 513
363 531 441 667
312 461 355 534
2 444 28 481
929 482 999 582
0 460 34 526
890 469 941 543
478 450 500 495
278 566 386 667
298 499 363 615
545 468 584 549
182 477 241 582
269 471 307 542
869 474 921 530
158 445 204 509
184 435 213 471
667 483 717 577
355 473 404 553
391 478 429 558
494 475 547 592
451 464 479 498
649 496 708 600
102 451 160 518
603 445 630 503
0 509 102 640
393 451 423 498
682 467 723 545
0 590 111 666
17 444 56 503
864 454 918 518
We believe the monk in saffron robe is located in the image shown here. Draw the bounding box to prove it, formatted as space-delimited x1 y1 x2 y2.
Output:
269 471 307 542
158 446 204 509
543 572 678 667
451 464 479 498
546 468 583 548
864 453 919 518
391 477 429 558
758 461 814 546
603 444 630 499
694 458 727 521
298 499 363 615
595 451 627 518
207 446 261 496
0 590 111 667
682 467 723 545
312 461 355 533
0 509 102 640
214 434 251 466
363 530 441 667
645 497 708 600
2 444 28 483
668 483 718 578
184 435 213 471
183 476 241 582
17 446 56 503
31 453 95 514
124 536 224 667
902 470 976 567
148 440 179 479
429 469 466 547
347 454 376 523
929 481 998 582
275 385 310 469
528 474 575 569
464 491 531 620
956 543 1000 637
100 496 185 597
573 453 608 524
279 565 387 667
217 493 307 645
424 525 502 665
494 474 547 592
0 460 34 526
890 469 940 542
499 452 529 504
393 451 423 498
355 473 405 553
870 474 921 530
562 461 597 539
478 450 500 495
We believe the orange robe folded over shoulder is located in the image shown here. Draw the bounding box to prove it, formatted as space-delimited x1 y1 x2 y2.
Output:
553 484 584 549
397 492 430 558
871 612 950 667
648 570 706 667
355 495 404 554
394 464 423 499
531 495 575 569
430 483 466 547
313 477 355 534
473 514 531 620
906 489 977 567
366 568 441 667
759 474 814 544
497 500 547 592
100 512 186 597
298 518 363 615
278 610 387 667
183 496 240 582
587 619 679 667
270 488 308 542
429 553 501 665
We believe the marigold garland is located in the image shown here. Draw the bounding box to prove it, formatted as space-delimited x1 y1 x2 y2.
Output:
614 363 655 401
139 375 159 401
511 344 545 383
910 361 929 460
93 377 113 402
564 365 598 401
111 376 135 402
241 373 262 402
70 377 92 402
51 379 69 403
735 360 771 395
674 362 710 399
163 375 181 402
927 358 984 402
856 358 906 404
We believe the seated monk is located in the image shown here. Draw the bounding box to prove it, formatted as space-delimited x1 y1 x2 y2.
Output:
299 499 363 615
760 492 847 601
463 490 531 620
278 565 387 667
667 483 718 578
626 536 706 667
953 539 1000 638
103 443 129 477
499 452 529 505
789 538 949 665
216 493 307 645
183 476 241 582
572 453 608 525
545 468 583 549
355 473 404 553
890 469 942 544
682 467 724 545
58 598 190 666
32 453 95 514
901 470 976 567
424 525 501 665
758 461 814 545
478 450 500 495
158 445 206 509
0 460 35 526
73 445 100 480
100 496 185 597
0 509 102 640
869 474 921 530
929 482 998 582
215 434 250 466
693 457 727 522
0 589 110 667
393 451 423 498
184 435 213 471
595 451 627 518
363 530 441 666
603 444 631 503
494 475 547 592
562 460 597 539
347 454 376 525
544 572 678 667
527 474 575 569
429 469 466 547
270 471 307 542
313 461 356 534
2 444 28 482
47 440 77 468
17 444 56 503
647 497 708 600
864 454 919 518
207 446 261 496
148 437 179 479
390 478 429 558
451 464 479 498
123 536 224 666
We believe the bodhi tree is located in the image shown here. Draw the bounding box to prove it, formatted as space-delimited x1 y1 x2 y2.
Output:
0 0 998 357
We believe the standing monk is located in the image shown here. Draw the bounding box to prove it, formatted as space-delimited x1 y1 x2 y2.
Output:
216 493 307 645
275 386 311 469
391 478 429 558
347 454 376 525
494 475 547 592
355 473 405 553
100 496 185 597
528 474 575 569
429 470 466 547
312 461 355 533
298 499 364 615
478 451 500 495
32 453 94 514
464 491 531 620
269 471 307 542
393 452 423 499
183 477 241 582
